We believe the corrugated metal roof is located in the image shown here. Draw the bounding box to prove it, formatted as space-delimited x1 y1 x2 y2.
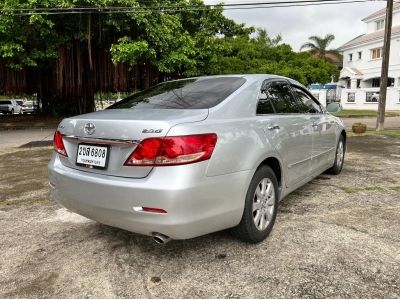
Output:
338 25 400 50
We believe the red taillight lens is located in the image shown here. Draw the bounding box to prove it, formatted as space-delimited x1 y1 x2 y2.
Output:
124 133 217 166
53 131 68 156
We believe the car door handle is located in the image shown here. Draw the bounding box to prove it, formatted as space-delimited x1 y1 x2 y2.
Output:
267 125 280 130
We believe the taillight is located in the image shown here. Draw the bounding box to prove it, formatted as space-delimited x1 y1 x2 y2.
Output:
53 131 68 156
124 133 217 166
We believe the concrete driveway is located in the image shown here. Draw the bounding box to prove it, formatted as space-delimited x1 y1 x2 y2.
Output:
0 129 54 148
0 135 399 298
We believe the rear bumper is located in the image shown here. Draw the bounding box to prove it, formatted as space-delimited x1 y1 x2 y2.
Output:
48 154 253 239
22 108 34 113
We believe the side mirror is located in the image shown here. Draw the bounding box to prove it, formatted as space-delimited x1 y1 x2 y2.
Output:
326 102 342 113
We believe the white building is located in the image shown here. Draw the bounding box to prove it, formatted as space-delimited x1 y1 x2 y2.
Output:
338 4 400 110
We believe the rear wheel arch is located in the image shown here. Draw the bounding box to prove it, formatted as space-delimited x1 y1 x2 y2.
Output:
258 157 282 189
340 130 347 148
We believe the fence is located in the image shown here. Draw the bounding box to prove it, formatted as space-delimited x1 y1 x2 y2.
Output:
340 88 400 110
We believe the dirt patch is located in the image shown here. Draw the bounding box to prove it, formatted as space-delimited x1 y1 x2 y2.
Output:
0 147 53 207
0 137 399 298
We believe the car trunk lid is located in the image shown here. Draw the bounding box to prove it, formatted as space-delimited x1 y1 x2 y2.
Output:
57 109 208 178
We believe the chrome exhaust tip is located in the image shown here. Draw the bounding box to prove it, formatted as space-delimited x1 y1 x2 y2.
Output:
152 233 171 244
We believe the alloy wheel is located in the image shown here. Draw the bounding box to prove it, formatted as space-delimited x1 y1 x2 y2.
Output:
337 141 344 168
252 178 275 231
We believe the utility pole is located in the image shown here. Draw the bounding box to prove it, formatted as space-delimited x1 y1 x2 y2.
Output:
377 0 394 131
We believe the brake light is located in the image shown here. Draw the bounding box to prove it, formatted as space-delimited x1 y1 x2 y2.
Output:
124 133 217 166
53 131 68 156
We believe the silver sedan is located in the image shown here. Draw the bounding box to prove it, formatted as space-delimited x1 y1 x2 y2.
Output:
48 75 346 244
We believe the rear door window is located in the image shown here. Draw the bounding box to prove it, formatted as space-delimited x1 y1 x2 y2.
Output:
260 81 301 114
0 101 11 105
257 98 275 114
108 77 246 110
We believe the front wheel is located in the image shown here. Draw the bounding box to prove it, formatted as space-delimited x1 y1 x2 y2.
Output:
326 135 345 175
231 165 279 243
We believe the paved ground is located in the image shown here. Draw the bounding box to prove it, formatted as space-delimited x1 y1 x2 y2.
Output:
0 129 54 148
0 134 399 298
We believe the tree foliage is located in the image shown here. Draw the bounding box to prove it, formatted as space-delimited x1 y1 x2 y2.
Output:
300 33 341 64
0 0 340 115
206 30 339 85
110 0 252 77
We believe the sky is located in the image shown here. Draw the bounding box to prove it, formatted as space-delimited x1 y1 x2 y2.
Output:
203 0 386 51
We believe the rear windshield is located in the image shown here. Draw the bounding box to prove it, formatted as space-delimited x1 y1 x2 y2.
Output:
108 77 246 110
0 100 11 105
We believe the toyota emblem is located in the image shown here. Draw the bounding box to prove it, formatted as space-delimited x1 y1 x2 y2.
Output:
84 122 96 135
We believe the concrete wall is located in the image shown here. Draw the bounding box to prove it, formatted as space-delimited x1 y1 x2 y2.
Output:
309 90 327 107
340 87 400 110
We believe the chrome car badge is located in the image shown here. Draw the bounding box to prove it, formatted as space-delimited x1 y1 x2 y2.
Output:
84 122 96 135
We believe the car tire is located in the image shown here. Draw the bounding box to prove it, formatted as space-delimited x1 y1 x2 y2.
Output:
231 165 279 243
326 135 345 175
10 109 14 115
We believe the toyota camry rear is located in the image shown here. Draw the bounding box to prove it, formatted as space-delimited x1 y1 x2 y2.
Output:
48 75 345 243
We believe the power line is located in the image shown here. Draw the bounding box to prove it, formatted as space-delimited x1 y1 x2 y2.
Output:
0 0 384 15
0 0 383 11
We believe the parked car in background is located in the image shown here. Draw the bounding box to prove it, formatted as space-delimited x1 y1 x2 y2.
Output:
20 100 36 114
371 91 380 102
49 75 346 244
0 99 23 114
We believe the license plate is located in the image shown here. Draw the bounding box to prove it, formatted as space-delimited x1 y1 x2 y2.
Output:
76 144 109 169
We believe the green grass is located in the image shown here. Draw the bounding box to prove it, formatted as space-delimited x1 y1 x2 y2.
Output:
347 129 400 137
333 109 400 118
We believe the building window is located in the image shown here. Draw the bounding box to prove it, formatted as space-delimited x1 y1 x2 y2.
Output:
371 48 382 60
347 92 355 102
358 51 362 60
366 92 378 102
348 53 353 61
372 77 394 87
376 19 385 30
